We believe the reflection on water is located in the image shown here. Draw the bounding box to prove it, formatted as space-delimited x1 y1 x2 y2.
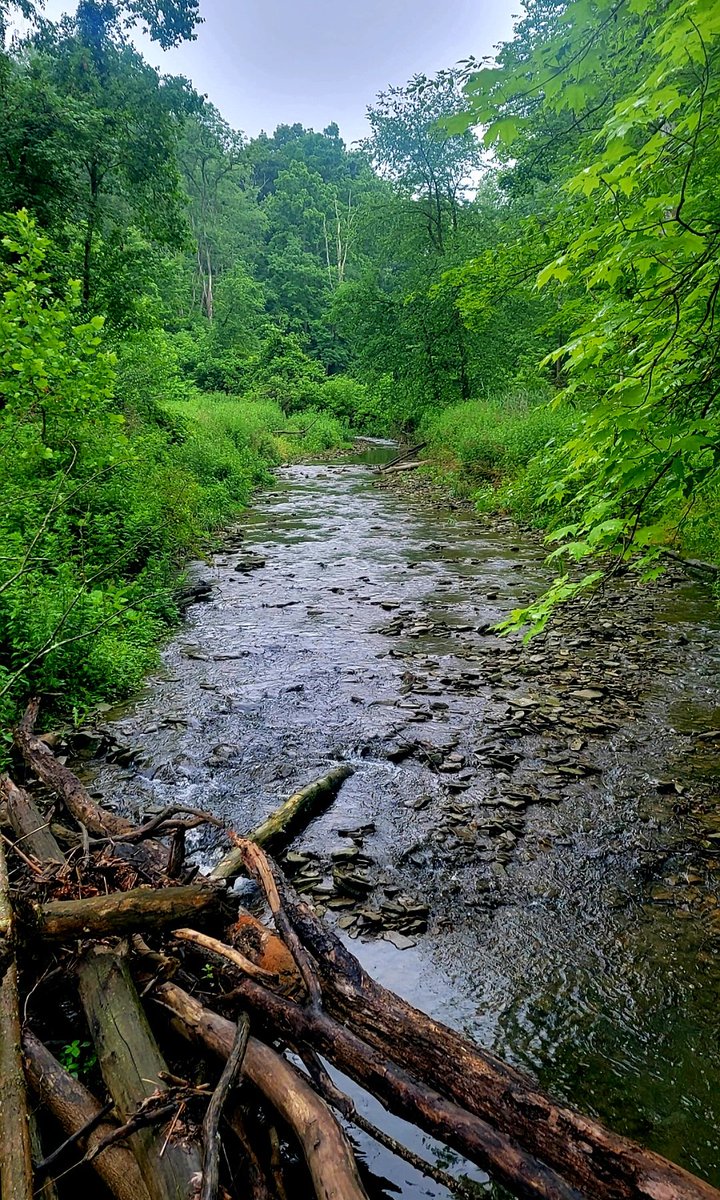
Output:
90 455 720 1196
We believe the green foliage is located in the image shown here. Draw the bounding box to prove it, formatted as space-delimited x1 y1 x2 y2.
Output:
59 1038 97 1080
0 214 298 729
451 0 720 633
423 389 574 479
282 409 350 455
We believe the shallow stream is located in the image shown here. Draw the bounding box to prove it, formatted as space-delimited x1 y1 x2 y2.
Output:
89 443 720 1196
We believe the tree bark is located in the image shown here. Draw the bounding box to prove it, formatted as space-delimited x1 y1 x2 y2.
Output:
0 840 34 1200
282 887 720 1200
155 981 370 1200
32 882 227 942
191 972 584 1200
0 773 66 865
23 1030 151 1200
15 700 139 840
211 765 354 880
78 945 201 1200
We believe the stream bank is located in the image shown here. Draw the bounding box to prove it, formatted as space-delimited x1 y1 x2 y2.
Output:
79 443 720 1196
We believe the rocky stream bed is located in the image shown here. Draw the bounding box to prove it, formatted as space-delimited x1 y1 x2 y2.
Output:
73 442 720 1197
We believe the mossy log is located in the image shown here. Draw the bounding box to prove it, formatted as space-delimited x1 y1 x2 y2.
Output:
0 774 66 865
32 881 227 941
79 945 201 1200
0 840 33 1200
211 765 354 880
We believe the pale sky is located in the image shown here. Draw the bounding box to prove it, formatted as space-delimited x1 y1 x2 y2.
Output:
34 0 520 144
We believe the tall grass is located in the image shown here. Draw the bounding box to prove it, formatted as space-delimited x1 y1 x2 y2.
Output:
421 389 577 526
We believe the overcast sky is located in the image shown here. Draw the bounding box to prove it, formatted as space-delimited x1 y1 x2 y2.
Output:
36 0 519 144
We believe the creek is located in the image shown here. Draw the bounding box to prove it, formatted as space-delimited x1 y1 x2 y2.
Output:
87 442 720 1197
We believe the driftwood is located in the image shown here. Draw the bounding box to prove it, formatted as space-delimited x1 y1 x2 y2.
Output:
23 1030 151 1200
379 458 429 474
379 440 428 471
9 700 720 1200
32 881 227 941
0 839 34 1200
203 968 583 1200
14 700 138 840
211 765 354 880
79 945 202 1200
0 774 66 865
156 981 370 1200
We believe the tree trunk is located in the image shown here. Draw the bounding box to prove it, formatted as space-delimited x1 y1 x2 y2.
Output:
192 971 584 1200
23 1030 151 1200
211 765 353 880
155 981 370 1200
0 841 34 1200
282 888 720 1200
0 774 66 865
78 945 201 1200
32 882 227 942
15 701 138 840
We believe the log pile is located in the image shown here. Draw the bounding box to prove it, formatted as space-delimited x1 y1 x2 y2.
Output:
1 699 718 1200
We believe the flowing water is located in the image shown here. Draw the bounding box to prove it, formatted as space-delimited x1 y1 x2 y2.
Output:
88 443 720 1196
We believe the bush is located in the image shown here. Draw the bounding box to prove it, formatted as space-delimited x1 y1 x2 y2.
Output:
423 388 575 478
0 216 293 732
281 409 350 455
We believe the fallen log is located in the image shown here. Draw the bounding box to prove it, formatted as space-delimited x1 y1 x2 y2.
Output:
15 700 140 840
191 969 583 1200
155 981 370 1200
79 944 202 1200
211 765 354 880
379 458 429 474
0 774 66 865
0 839 34 1200
278 870 720 1200
378 440 428 471
23 1030 151 1200
32 881 228 942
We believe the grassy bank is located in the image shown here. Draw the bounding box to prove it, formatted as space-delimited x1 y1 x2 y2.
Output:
420 389 576 527
0 382 349 737
420 391 720 592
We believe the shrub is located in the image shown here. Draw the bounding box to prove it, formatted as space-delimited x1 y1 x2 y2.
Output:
423 388 575 479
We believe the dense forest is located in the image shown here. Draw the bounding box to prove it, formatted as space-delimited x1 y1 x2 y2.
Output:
0 0 718 726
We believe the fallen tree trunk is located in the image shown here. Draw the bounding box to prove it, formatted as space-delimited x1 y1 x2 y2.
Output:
211 765 354 880
155 981 370 1200
15 700 140 841
0 774 66 865
0 839 34 1200
23 1030 151 1200
380 458 429 474
166 964 582 1200
79 945 202 1200
379 441 428 471
32 881 227 941
279 877 720 1200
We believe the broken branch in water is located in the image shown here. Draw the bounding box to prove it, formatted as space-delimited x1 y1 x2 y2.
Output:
211 764 354 880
